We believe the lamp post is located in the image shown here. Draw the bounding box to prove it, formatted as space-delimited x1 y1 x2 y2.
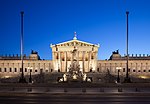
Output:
19 11 26 83
29 69 32 83
117 70 120 83
116 67 121 83
124 11 131 83
28 67 32 83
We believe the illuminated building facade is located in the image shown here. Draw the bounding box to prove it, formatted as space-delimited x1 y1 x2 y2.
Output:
0 35 150 79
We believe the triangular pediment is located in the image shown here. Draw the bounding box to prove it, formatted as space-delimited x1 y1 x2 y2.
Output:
51 39 99 47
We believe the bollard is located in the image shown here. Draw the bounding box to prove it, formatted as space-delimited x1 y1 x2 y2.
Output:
64 88 67 92
10 88 15 91
118 88 122 92
82 88 86 93
12 88 15 91
45 88 50 92
100 88 104 92
27 88 32 92
135 88 140 92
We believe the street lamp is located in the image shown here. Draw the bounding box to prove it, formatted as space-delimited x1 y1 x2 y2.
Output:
116 67 121 83
19 11 26 83
124 11 131 83
28 67 32 83
117 70 120 83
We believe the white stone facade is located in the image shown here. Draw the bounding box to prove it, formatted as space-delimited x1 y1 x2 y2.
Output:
50 36 99 73
0 36 150 79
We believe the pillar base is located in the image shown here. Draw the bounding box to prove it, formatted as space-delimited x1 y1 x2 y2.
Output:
29 77 32 83
117 77 120 83
123 77 131 83
19 77 27 83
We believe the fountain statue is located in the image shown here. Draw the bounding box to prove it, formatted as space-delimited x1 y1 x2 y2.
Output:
59 46 91 82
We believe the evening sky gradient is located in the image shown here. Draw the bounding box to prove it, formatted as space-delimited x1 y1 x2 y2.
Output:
0 0 150 60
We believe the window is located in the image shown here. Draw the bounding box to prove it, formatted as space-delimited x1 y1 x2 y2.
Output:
15 68 17 72
133 70 136 72
149 70 150 72
51 69 53 72
25 68 27 72
85 58 88 61
123 68 125 72
138 70 141 72
40 69 43 73
46 70 48 72
0 68 1 72
97 68 99 72
128 69 130 72
62 58 65 61
58 69 60 72
9 68 12 72
143 70 146 72
4 68 7 72
20 68 22 72
35 70 37 72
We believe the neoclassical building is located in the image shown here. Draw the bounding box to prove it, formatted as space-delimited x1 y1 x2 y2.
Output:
0 34 150 79
50 34 99 73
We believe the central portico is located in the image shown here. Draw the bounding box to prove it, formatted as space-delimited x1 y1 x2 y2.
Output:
50 32 99 73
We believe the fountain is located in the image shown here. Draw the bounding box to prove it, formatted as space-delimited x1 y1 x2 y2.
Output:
59 46 91 83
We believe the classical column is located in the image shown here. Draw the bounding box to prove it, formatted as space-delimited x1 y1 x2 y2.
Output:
12 63 14 73
77 51 79 65
37 63 41 74
146 63 148 71
131 63 132 72
120 63 122 75
95 51 98 72
115 63 116 73
141 63 143 73
82 51 85 72
33 63 35 74
136 63 138 73
88 51 90 71
65 51 67 72
59 52 62 71
110 63 111 73
105 63 106 71
71 51 73 65
89 51 92 71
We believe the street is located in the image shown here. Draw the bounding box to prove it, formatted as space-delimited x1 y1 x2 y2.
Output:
0 93 150 104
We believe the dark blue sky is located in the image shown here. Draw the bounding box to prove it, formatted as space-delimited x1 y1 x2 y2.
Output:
0 0 150 60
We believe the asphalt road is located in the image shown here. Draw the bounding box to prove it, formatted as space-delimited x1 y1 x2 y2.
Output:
0 93 150 104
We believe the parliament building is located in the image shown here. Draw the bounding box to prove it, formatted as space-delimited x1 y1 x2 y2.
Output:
0 34 150 80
